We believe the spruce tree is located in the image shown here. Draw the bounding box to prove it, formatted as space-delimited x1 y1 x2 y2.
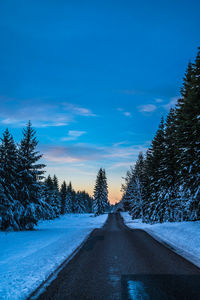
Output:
65 182 74 213
146 117 166 222
121 167 135 211
60 181 67 214
130 152 145 219
176 49 200 219
44 174 61 218
74 191 86 213
93 168 109 215
162 108 181 221
0 129 21 230
53 175 59 191
17 121 46 229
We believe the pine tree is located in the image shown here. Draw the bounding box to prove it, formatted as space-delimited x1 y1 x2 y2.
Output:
44 175 61 218
65 182 74 213
121 167 134 211
130 153 145 219
176 49 200 219
17 121 47 229
120 47 200 223
93 168 109 215
53 175 59 191
146 117 166 222
0 129 21 230
161 108 182 221
74 191 86 213
60 181 67 214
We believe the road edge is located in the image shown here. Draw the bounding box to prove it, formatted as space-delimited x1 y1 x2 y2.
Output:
120 213 200 269
144 229 200 269
27 214 109 300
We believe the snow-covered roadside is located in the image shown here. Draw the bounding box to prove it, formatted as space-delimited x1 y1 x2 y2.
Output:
121 212 200 268
0 213 107 300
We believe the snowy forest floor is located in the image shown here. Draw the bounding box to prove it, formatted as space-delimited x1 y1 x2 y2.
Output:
121 212 200 268
0 213 107 300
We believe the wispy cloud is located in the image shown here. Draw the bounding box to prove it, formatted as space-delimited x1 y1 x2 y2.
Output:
163 97 178 110
117 108 132 117
43 144 103 164
62 102 96 117
61 130 86 141
155 98 163 103
108 162 135 169
0 98 96 128
42 143 148 165
138 104 157 113
124 112 132 117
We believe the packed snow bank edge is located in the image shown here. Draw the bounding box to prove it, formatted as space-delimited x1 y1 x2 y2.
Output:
29 230 92 300
0 213 108 300
121 212 200 268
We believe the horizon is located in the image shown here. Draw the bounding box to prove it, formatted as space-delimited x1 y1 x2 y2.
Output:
0 0 200 203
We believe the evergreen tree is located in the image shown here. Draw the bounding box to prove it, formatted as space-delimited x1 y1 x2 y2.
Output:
53 175 59 191
146 117 166 222
60 181 67 214
45 175 54 190
93 168 109 215
44 174 61 218
130 152 145 219
121 47 200 223
0 129 21 230
17 121 47 229
65 182 74 213
162 108 181 221
74 191 86 213
83 191 94 213
121 167 134 211
176 49 200 219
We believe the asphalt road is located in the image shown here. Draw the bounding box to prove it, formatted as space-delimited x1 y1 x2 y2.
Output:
36 213 200 300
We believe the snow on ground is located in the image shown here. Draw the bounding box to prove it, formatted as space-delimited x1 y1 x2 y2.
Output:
121 212 200 268
0 213 107 300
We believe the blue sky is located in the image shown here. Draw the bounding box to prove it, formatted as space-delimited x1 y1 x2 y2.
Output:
0 0 200 203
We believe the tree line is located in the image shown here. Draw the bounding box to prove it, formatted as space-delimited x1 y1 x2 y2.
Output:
0 121 109 230
122 47 200 223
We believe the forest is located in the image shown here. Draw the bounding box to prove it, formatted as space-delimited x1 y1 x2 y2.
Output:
122 47 200 223
0 122 109 230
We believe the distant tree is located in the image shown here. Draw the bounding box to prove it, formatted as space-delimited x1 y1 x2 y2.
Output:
65 182 74 213
93 168 109 215
44 174 61 218
60 181 67 214
121 167 134 211
130 152 145 219
75 191 86 213
53 175 59 191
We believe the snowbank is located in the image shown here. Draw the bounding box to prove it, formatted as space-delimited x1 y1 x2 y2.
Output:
0 213 107 300
121 212 200 268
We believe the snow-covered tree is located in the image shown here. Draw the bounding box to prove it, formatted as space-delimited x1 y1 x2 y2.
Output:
53 175 59 191
175 50 200 220
0 129 21 230
121 47 200 223
17 121 47 229
44 175 61 218
65 182 74 213
93 168 109 215
60 181 67 214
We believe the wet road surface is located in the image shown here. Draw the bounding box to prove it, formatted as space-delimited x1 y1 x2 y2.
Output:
35 213 200 300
